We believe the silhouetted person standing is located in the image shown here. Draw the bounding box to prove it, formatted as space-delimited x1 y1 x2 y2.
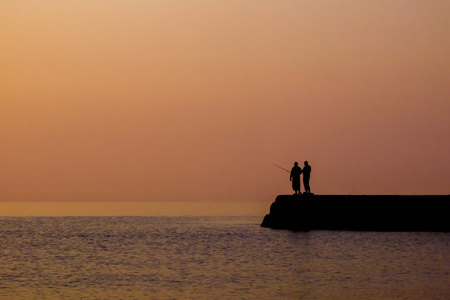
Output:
290 162 302 195
303 161 311 194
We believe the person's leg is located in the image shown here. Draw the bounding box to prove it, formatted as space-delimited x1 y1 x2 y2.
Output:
303 178 310 194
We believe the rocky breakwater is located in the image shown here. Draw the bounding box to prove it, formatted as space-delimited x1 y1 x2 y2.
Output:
261 194 450 231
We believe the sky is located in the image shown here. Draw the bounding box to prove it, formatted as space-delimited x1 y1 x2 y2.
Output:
1 0 449 206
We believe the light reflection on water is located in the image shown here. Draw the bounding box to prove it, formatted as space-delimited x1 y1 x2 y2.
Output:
0 216 449 299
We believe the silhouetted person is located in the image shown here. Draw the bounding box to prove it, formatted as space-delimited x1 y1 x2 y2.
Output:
303 161 311 194
290 162 302 195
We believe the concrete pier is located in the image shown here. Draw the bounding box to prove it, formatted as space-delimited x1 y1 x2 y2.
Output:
261 195 450 232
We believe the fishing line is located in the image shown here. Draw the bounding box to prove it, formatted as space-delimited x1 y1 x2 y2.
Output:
268 162 290 173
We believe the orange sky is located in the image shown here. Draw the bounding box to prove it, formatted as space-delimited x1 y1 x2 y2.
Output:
1 1 449 203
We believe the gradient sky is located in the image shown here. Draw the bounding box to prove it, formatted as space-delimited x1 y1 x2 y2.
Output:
1 1 449 203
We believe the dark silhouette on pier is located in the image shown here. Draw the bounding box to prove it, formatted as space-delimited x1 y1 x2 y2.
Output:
290 162 302 195
264 160 448 231
303 161 311 194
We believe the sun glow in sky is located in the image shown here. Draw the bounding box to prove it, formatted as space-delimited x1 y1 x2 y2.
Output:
1 1 449 205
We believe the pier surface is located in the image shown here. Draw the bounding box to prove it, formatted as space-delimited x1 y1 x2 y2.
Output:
261 195 450 232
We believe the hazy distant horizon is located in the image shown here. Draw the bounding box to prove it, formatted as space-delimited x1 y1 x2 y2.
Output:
2 193 449 217
0 202 270 217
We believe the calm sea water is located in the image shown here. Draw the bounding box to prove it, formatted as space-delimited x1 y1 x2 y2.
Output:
0 216 449 299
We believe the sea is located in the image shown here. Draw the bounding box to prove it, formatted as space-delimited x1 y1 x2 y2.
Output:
0 216 449 299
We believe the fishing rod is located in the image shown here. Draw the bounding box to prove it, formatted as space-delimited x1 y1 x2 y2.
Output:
268 162 290 173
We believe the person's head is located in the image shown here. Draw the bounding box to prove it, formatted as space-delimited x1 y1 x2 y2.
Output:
294 162 298 166
304 161 308 166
